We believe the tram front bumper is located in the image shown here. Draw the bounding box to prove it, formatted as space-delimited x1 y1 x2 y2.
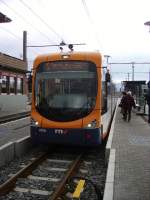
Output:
30 126 102 146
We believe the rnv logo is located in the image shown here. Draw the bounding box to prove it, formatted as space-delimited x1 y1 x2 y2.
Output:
55 129 63 134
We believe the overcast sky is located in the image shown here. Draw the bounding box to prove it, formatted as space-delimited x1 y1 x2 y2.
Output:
1 0 150 83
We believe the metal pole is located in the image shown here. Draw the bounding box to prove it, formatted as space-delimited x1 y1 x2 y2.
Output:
104 55 111 66
127 73 130 81
132 62 135 81
23 31 27 62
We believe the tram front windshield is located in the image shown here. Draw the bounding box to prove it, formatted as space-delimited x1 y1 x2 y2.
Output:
35 61 98 122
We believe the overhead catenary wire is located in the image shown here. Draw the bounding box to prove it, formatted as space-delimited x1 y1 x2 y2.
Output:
111 71 149 80
109 62 150 64
19 0 64 42
0 0 58 58
0 45 21 57
0 25 40 58
27 43 86 47
81 0 104 50
111 72 149 74
81 0 93 24
0 26 22 40
0 0 55 43
0 25 23 58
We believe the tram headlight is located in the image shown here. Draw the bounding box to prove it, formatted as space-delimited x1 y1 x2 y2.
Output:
85 119 97 129
62 55 69 59
31 118 39 127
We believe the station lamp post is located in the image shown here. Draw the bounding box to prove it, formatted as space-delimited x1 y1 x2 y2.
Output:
131 62 135 81
104 55 111 66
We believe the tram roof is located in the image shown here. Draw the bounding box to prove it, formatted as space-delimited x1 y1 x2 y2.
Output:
33 51 102 66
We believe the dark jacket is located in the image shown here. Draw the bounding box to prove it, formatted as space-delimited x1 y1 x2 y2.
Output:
121 94 136 110
120 94 126 106
145 91 150 105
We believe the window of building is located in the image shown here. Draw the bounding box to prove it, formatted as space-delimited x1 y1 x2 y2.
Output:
9 76 15 94
1 75 8 94
0 73 24 95
17 77 23 94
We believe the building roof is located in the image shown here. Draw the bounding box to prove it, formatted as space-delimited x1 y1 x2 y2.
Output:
0 52 27 73
0 12 12 23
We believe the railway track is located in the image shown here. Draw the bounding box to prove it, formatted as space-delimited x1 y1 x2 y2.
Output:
0 111 30 124
0 150 87 200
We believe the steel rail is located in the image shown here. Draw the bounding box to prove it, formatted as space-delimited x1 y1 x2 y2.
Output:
49 153 84 200
0 152 48 196
0 111 30 124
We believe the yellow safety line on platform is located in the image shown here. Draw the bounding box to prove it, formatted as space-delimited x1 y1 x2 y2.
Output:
72 179 85 198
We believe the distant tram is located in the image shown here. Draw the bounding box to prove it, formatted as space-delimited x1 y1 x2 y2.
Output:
31 49 116 146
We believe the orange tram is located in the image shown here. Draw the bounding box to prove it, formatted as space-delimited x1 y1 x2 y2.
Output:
31 49 117 146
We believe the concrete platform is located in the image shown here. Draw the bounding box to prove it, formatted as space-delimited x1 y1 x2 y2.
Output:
104 105 150 200
0 136 32 167
0 105 31 118
0 106 31 167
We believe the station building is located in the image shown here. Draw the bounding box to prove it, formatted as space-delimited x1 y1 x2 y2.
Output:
0 52 28 112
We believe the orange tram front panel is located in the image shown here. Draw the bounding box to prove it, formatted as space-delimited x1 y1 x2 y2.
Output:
31 51 104 146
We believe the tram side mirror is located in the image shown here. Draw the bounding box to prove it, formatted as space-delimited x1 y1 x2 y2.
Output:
105 72 111 82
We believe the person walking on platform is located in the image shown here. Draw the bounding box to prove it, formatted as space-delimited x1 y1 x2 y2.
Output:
145 81 150 123
119 91 127 119
121 91 136 122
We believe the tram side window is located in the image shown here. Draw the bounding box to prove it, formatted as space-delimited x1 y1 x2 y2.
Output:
101 68 108 114
17 78 23 94
1 76 8 94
